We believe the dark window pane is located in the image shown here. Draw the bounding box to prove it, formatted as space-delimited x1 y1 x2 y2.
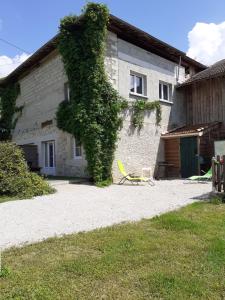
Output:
136 76 143 94
163 84 168 100
130 75 135 92
64 82 70 101
49 143 54 167
45 143 48 167
75 140 82 157
76 147 82 157
159 83 162 99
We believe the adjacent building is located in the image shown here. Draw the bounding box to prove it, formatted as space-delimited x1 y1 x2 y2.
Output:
162 60 225 178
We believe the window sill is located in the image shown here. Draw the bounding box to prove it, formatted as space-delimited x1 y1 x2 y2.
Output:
129 92 148 99
74 156 82 160
159 99 173 105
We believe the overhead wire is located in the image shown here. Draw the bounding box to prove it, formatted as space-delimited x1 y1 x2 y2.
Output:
0 37 31 54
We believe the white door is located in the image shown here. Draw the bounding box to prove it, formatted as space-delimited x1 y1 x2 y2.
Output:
43 141 56 175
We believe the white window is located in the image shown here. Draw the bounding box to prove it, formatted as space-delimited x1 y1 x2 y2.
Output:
74 138 82 159
42 140 56 176
130 73 146 96
64 82 70 101
159 82 172 103
44 141 55 168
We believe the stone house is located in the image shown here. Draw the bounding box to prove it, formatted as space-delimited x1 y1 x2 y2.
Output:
0 15 205 181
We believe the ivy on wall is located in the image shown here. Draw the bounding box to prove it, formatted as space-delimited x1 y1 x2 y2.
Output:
131 99 161 130
0 83 21 140
56 2 162 185
56 3 125 186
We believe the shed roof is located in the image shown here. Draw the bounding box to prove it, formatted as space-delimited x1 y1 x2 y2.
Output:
0 15 206 86
161 122 220 138
178 59 225 88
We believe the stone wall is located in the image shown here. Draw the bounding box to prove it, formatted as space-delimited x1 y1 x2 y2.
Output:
112 39 186 181
12 31 186 180
12 32 118 178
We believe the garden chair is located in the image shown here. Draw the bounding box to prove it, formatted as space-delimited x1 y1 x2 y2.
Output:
117 160 154 186
188 168 212 181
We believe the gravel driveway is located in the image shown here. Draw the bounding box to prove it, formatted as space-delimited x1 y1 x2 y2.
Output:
0 180 211 250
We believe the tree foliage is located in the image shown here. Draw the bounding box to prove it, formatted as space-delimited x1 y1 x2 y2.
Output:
0 83 21 140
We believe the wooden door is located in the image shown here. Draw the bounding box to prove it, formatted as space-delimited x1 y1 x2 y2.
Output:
180 137 198 178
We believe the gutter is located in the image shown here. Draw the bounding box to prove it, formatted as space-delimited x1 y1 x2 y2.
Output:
161 132 203 139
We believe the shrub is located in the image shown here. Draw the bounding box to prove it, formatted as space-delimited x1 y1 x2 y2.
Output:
0 142 55 198
210 196 223 205
0 266 10 278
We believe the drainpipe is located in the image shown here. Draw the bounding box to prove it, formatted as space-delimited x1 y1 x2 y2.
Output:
177 56 182 83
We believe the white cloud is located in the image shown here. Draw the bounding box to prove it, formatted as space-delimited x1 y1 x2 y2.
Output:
0 53 31 78
187 21 225 66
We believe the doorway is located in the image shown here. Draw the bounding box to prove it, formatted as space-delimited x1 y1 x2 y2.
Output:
43 140 55 175
180 137 198 178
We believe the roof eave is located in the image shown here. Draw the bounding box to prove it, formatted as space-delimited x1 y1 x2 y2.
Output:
0 14 206 86
161 132 202 139
177 71 225 88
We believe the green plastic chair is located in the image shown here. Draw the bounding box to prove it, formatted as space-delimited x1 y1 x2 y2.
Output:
188 168 212 181
117 160 154 185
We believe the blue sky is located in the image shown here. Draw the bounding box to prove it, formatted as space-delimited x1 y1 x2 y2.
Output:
1 0 225 76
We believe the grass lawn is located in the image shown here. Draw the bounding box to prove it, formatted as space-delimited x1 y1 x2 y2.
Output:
1 201 225 299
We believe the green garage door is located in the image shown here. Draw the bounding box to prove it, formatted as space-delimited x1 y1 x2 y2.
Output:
180 137 198 178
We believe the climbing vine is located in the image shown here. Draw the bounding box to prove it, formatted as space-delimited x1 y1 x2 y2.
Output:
56 3 125 185
56 2 162 185
0 83 21 140
131 99 161 130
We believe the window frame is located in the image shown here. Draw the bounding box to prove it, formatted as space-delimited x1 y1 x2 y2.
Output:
64 82 70 102
130 73 147 97
159 81 173 104
73 138 82 159
43 140 55 168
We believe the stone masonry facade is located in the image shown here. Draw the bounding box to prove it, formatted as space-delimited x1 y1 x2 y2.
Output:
12 31 186 181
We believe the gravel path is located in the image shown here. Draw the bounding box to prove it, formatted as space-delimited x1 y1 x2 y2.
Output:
0 180 211 250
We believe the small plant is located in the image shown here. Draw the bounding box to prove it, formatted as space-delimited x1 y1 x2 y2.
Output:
210 196 223 205
0 266 10 278
131 99 161 129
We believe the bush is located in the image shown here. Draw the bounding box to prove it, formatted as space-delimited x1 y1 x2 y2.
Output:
0 266 10 278
0 142 55 198
210 196 223 205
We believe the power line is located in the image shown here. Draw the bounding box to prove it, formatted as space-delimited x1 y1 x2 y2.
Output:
0 37 31 54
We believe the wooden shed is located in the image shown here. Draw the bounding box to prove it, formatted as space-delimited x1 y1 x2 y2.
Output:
162 59 225 178
161 122 221 178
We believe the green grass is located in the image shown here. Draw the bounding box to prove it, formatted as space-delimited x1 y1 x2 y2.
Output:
1 201 225 299
0 195 18 204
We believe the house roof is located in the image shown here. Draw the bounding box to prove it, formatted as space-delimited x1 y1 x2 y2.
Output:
0 14 206 86
161 122 220 138
178 59 225 88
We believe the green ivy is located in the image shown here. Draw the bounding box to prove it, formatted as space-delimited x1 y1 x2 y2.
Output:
56 3 125 185
131 99 162 130
0 83 21 140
